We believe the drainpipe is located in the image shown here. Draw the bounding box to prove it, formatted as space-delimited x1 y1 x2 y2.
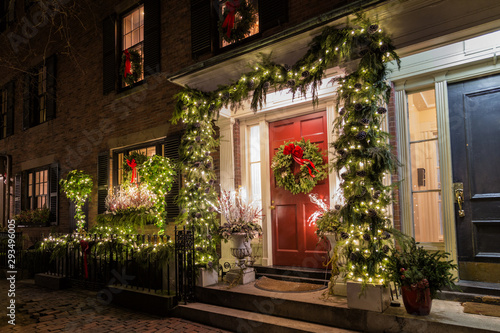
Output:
0 153 11 227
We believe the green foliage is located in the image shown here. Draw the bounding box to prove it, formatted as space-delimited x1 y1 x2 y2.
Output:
96 211 155 230
387 238 458 299
60 170 93 233
140 155 177 233
271 139 328 194
14 208 50 226
120 48 142 86
315 209 343 237
218 0 257 44
171 14 400 268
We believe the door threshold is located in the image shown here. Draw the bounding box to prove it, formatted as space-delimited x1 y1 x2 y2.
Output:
439 280 500 302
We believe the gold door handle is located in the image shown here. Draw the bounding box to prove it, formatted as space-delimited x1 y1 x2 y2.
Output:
454 183 465 217
270 200 275 210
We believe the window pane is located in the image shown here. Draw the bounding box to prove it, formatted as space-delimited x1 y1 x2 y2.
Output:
132 29 140 46
249 125 260 162
251 163 262 202
413 191 443 243
123 15 132 35
408 89 437 142
132 9 140 30
410 140 440 191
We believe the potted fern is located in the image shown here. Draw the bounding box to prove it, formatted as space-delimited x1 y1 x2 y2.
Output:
387 238 458 315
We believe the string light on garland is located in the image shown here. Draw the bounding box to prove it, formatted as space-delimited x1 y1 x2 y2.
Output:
171 14 400 269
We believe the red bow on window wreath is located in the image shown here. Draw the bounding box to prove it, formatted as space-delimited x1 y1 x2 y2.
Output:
222 0 241 39
127 158 137 183
283 143 318 178
123 49 132 78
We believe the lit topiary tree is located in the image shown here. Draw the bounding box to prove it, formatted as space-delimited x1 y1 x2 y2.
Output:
60 170 93 233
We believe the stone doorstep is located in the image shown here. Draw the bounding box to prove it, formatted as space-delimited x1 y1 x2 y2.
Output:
179 283 500 333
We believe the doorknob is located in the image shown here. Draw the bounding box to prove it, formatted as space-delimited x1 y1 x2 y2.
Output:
270 200 275 210
454 183 465 217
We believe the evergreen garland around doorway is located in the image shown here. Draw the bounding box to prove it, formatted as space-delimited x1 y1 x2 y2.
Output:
171 14 400 280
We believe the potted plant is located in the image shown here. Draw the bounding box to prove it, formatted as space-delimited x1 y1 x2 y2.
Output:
387 238 458 315
215 189 262 268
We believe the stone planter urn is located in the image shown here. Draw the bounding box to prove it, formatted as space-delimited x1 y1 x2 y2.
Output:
229 233 252 269
225 233 255 284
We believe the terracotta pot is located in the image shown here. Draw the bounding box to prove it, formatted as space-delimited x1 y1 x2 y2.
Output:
401 285 432 315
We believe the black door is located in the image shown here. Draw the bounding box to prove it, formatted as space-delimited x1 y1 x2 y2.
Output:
448 74 500 283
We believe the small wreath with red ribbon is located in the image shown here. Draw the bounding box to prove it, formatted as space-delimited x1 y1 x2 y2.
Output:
218 0 257 44
123 152 148 183
120 48 142 86
271 138 328 194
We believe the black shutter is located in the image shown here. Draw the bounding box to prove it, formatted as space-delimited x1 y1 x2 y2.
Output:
97 152 109 214
49 163 59 224
164 134 181 220
45 54 57 121
191 0 212 56
259 0 288 32
143 0 161 76
22 73 31 130
7 0 15 24
6 80 14 137
14 173 21 215
102 15 116 95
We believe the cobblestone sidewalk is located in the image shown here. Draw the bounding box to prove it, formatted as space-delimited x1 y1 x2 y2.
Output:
0 279 231 333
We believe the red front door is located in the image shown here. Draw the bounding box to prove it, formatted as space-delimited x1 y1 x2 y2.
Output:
269 111 329 268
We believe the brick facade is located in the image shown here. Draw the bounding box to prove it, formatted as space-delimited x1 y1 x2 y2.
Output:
0 0 402 243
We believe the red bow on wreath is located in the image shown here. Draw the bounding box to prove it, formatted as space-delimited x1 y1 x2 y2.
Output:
127 158 137 183
283 143 318 178
80 240 91 279
123 49 132 78
222 0 241 39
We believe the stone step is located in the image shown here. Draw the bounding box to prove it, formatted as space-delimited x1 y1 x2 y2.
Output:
184 283 500 333
253 265 332 282
254 272 330 286
174 302 358 333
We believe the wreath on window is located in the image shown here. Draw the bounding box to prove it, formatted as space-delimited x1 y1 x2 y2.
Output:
123 152 149 183
120 49 142 86
218 0 257 44
271 138 328 195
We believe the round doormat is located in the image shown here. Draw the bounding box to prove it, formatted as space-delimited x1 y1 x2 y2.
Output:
254 276 327 293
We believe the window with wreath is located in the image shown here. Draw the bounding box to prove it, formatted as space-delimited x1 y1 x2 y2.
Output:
102 0 161 94
23 55 57 130
121 4 144 87
219 0 259 48
190 0 288 57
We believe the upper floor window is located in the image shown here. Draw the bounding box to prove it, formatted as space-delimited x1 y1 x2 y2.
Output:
190 0 288 57
0 81 14 139
102 1 161 94
0 0 15 33
219 0 259 48
23 55 56 130
122 5 144 86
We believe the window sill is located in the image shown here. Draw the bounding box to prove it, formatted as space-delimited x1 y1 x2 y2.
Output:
117 79 146 96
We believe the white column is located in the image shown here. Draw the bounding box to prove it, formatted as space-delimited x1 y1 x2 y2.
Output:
395 89 413 236
435 78 459 270
216 117 235 268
